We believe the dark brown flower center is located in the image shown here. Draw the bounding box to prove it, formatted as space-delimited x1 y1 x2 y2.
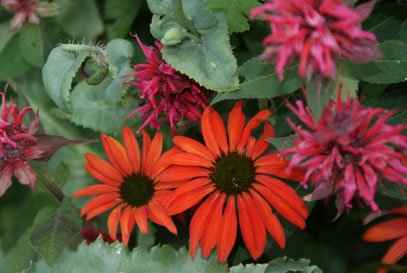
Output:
119 173 155 207
210 151 256 195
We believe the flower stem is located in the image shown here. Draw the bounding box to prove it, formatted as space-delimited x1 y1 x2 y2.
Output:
172 0 200 37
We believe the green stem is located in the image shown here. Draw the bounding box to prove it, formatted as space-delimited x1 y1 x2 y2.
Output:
173 0 200 37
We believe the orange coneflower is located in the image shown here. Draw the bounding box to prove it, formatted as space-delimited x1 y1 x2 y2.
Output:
73 127 177 246
161 101 309 262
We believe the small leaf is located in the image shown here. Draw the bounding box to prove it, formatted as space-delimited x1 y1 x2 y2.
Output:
0 34 30 81
265 257 323 273
305 76 335 123
148 0 239 91
19 24 44 68
29 198 81 266
266 136 295 151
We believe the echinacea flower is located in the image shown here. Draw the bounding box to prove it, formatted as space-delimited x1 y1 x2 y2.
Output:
282 87 407 216
251 0 381 80
73 127 178 246
161 101 308 262
363 204 407 273
121 34 208 133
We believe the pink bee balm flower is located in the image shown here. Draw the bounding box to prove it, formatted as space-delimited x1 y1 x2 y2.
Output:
281 86 407 216
250 0 382 80
121 34 209 133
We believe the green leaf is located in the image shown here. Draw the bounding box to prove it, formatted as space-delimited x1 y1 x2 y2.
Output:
42 47 88 112
266 136 295 151
29 198 81 266
333 62 358 100
377 182 407 201
148 0 239 91
207 0 261 33
211 58 304 104
55 0 104 40
24 237 227 273
344 40 407 84
230 263 268 273
400 20 407 41
0 22 15 53
19 24 44 68
0 34 30 81
265 257 323 273
104 0 143 39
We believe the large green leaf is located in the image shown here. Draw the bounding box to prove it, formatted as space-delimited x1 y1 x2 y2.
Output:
104 0 143 39
0 34 30 81
211 58 304 104
344 40 407 84
207 0 261 33
0 22 15 53
29 198 81 266
230 264 268 273
19 24 44 68
265 257 322 273
148 0 239 91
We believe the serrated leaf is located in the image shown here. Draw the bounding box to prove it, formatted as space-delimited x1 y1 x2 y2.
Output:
104 0 143 39
230 263 268 273
211 58 304 104
377 182 407 200
265 257 323 273
29 198 81 266
148 0 239 91
0 34 30 80
344 40 407 84
19 24 44 68
207 0 261 33
42 47 88 112
401 20 407 41
24 237 227 273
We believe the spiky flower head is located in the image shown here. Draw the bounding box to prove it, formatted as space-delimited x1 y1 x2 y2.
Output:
281 86 407 216
251 0 382 81
121 34 208 134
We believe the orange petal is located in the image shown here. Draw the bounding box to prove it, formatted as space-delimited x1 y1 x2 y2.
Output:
80 193 120 216
85 153 123 182
155 179 188 190
86 199 121 220
153 189 172 206
108 204 123 241
83 163 121 187
256 156 305 181
163 152 213 168
167 181 214 215
250 122 275 159
250 189 285 249
237 110 271 152
150 146 182 179
227 101 245 151
389 206 407 215
122 127 141 174
254 153 282 167
208 107 228 153
363 218 407 242
148 201 177 235
380 235 407 273
256 174 308 218
141 130 152 174
134 206 149 234
120 206 132 246
190 192 220 259
254 183 306 229
105 135 132 176
201 106 220 156
73 184 118 198
173 136 214 161
245 137 256 157
144 132 163 176
200 193 226 257
217 197 237 262
159 166 210 182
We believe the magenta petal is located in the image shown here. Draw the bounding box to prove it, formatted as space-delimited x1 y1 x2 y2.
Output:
13 160 36 192
0 165 13 196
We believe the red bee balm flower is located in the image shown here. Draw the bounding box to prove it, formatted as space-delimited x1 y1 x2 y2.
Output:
161 101 308 262
251 0 381 80
121 35 208 133
73 127 177 246
282 88 407 215
364 205 407 273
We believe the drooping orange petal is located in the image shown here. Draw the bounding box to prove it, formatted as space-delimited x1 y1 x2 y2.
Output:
256 175 308 218
217 197 237 262
227 101 245 151
200 193 226 257
148 201 177 235
245 137 256 157
80 192 120 216
237 192 266 260
250 189 285 249
253 183 306 229
107 204 123 241
122 127 141 174
134 206 148 234
173 136 214 161
150 146 182 179
146 206 163 225
208 108 228 153
155 179 188 190
127 210 136 244
141 130 152 174
85 153 123 182
389 206 407 215
201 106 220 156
153 189 172 206
86 199 121 220
73 184 118 198
120 206 132 246
159 166 210 182
363 218 407 242
379 235 407 273
254 153 282 167
190 192 220 259
83 163 121 187
105 135 132 176
144 132 163 176
163 152 213 168
237 110 271 153
250 122 275 159
256 154 305 180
